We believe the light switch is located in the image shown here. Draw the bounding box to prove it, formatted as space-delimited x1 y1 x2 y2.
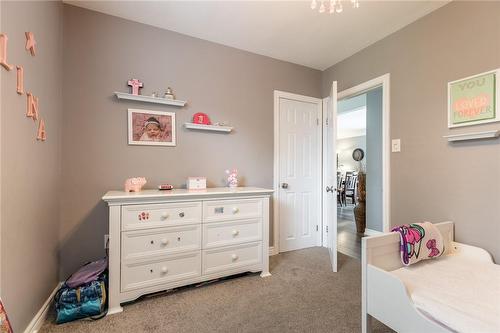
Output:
392 139 401 153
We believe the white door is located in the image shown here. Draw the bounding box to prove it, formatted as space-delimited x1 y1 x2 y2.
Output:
324 82 338 272
277 93 322 252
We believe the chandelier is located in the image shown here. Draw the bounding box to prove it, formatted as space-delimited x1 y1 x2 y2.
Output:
310 0 360 14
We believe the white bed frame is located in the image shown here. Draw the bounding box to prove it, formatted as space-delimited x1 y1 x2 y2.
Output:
362 221 494 333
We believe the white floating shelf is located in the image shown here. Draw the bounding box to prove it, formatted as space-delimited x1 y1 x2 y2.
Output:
184 123 233 133
443 130 500 142
114 92 187 107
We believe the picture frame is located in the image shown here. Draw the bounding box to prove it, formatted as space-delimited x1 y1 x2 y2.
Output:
448 68 499 128
128 109 176 146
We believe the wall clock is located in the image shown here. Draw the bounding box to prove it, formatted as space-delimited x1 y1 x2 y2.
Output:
352 148 364 161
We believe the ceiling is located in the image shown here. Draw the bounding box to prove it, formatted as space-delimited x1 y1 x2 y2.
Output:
339 93 366 114
65 0 449 70
338 107 366 139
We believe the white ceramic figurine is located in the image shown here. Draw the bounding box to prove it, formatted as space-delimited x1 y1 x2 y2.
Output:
225 169 238 188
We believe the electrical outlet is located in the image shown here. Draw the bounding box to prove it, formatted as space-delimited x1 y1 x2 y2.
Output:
104 234 109 249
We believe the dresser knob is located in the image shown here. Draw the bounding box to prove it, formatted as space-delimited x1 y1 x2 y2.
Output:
232 207 239 214
161 267 168 274
231 254 239 261
160 238 168 246
160 212 169 220
232 230 239 236
179 212 185 218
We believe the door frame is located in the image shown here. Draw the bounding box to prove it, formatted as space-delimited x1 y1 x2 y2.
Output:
273 90 323 255
331 73 391 233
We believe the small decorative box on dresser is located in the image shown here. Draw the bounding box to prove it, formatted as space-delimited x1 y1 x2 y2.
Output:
102 187 273 315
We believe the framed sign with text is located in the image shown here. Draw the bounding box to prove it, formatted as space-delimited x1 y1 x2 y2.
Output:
448 69 499 128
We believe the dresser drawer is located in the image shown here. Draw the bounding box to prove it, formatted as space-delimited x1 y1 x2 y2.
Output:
121 251 201 292
203 199 262 223
202 242 262 275
202 219 262 249
122 225 201 261
122 202 202 231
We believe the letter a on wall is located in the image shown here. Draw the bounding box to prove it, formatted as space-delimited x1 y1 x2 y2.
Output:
37 118 46 141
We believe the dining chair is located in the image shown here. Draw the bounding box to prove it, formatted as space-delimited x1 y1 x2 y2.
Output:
337 172 343 206
344 173 358 206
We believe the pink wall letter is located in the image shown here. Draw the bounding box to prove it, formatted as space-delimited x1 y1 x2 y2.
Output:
37 118 46 141
25 32 36 56
16 66 24 95
26 93 39 120
0 34 13 70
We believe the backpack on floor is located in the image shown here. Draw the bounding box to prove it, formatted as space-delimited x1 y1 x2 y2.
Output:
54 258 108 324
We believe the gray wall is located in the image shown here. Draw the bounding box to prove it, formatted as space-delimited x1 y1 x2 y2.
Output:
0 1 62 331
337 136 366 173
323 1 500 260
60 5 321 278
365 87 383 232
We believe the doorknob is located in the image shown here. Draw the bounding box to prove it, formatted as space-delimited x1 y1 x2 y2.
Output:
281 183 288 189
326 186 335 193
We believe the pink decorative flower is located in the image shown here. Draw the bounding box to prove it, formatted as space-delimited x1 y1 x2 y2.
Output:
404 227 423 244
426 239 440 257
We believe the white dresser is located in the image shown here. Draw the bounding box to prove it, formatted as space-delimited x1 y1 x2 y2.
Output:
102 187 273 314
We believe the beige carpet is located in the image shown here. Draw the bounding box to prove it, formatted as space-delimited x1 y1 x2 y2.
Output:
41 247 393 333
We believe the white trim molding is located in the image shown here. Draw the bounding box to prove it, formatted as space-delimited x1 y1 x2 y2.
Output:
273 90 323 255
364 228 383 236
338 73 391 233
269 246 278 256
24 282 62 333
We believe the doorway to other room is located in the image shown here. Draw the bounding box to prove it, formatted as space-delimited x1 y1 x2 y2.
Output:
337 86 384 259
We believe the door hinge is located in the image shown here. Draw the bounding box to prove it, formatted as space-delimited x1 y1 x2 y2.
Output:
316 118 319 126
316 225 319 232
326 118 329 126
326 226 329 233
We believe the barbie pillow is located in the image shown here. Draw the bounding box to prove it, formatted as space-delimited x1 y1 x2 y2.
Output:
392 222 444 266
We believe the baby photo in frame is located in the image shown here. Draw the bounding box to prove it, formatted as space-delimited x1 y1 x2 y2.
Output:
128 109 176 146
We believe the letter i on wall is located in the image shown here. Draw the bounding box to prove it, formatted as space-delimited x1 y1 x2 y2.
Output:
16 66 24 95
0 33 13 70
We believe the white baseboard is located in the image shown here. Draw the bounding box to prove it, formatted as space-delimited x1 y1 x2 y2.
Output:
364 228 383 236
269 246 278 256
24 282 62 333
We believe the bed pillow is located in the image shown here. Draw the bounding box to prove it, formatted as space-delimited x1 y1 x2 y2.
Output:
392 222 444 266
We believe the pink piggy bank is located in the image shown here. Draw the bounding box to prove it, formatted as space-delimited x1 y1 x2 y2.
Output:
124 177 147 192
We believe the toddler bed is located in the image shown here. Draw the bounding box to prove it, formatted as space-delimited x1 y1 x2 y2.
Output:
362 221 500 333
